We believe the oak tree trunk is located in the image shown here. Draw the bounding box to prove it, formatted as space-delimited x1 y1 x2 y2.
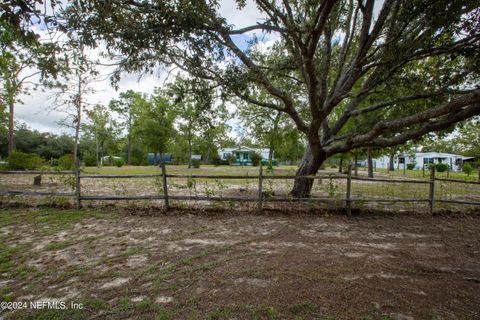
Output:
7 100 15 156
96 135 100 168
354 154 358 176
339 156 343 173
389 152 395 171
127 112 132 164
127 135 132 165
187 120 192 168
367 147 374 178
290 145 326 198
73 72 82 166
268 143 274 169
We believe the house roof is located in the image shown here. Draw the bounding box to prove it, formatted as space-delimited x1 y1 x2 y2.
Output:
219 146 269 153
400 152 466 158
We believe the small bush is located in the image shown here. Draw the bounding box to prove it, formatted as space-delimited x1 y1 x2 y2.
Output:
406 163 416 170
83 154 97 167
7 151 43 170
211 154 222 166
58 154 75 170
462 163 473 176
113 159 124 167
192 159 201 168
436 163 448 172
226 155 236 165
250 152 262 166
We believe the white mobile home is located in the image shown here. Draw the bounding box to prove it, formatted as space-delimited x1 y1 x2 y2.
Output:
374 152 470 172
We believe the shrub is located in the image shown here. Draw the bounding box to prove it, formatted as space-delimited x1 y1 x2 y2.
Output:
58 154 75 170
192 159 201 168
406 163 416 170
226 155 236 165
83 154 97 167
7 151 43 170
462 163 473 176
435 163 448 172
250 152 262 166
113 158 125 167
211 154 222 166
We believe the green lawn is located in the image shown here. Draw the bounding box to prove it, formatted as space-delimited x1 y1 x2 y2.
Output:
81 164 300 176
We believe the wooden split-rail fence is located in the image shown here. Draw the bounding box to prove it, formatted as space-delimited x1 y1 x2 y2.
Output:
1 164 479 215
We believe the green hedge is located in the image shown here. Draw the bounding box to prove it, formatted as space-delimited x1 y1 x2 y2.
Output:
113 159 124 167
83 154 97 167
436 163 448 172
7 151 43 170
58 154 74 170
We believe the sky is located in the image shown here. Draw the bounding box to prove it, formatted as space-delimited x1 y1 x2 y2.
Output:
14 0 269 136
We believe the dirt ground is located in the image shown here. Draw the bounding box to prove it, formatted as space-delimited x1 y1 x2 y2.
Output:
0 207 479 319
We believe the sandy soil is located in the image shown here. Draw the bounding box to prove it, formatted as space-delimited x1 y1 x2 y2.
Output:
0 207 479 319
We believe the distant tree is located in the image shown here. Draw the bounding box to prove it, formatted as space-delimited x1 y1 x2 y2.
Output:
132 91 176 163
274 127 305 164
109 90 144 164
0 123 74 159
167 76 227 167
1 2 65 155
0 39 62 156
85 104 116 167
239 106 281 167
194 124 232 165
53 41 97 165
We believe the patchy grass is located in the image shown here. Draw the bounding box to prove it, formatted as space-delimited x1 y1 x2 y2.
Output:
0 208 112 229
1 208 479 319
0 242 19 273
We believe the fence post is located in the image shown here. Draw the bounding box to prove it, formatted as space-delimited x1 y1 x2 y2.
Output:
160 160 169 209
429 165 436 215
258 164 263 213
346 164 352 216
75 159 81 210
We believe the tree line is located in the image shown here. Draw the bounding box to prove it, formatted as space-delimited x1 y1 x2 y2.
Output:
0 75 306 166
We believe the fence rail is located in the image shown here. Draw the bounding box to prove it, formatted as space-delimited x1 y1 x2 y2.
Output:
1 165 479 214
0 170 76 175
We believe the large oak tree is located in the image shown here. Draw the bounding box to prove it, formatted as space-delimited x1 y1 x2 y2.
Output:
66 0 480 197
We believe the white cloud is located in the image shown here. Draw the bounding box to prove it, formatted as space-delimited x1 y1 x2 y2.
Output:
219 0 263 29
